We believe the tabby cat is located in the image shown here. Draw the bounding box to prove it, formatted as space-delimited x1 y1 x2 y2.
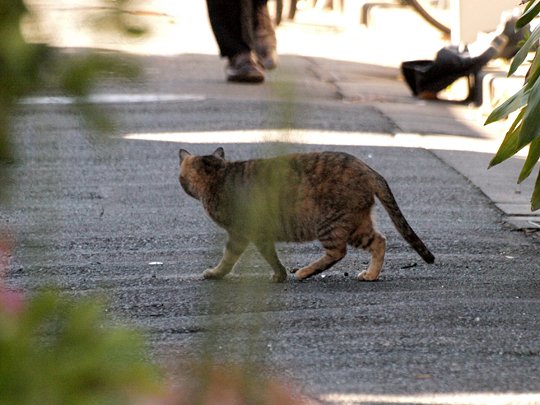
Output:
178 147 434 282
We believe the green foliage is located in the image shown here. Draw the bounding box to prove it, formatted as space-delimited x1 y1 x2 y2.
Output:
517 0 540 28
486 2 540 211
0 3 164 401
57 52 141 133
0 0 42 163
509 23 540 76
0 0 143 198
0 290 161 405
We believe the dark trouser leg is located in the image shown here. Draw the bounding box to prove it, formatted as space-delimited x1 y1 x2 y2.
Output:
206 0 265 83
252 0 277 69
206 0 251 58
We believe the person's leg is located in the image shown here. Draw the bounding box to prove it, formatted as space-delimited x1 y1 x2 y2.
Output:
206 0 248 58
206 0 264 82
252 0 278 69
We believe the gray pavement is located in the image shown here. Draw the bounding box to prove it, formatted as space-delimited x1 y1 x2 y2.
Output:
3 2 540 404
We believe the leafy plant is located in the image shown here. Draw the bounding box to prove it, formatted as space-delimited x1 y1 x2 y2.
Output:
0 0 142 199
485 0 540 210
0 288 162 405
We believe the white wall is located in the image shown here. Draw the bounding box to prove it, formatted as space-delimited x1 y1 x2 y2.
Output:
451 0 519 44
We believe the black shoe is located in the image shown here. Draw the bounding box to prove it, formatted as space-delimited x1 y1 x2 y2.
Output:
226 52 265 83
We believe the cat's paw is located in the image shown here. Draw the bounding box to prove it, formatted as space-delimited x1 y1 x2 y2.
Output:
271 272 287 283
294 267 313 281
357 270 379 281
202 268 226 280
289 268 299 274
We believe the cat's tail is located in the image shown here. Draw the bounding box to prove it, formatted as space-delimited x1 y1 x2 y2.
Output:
372 172 435 264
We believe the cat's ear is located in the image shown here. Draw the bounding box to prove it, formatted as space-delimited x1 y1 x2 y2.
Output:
212 147 225 160
179 149 191 162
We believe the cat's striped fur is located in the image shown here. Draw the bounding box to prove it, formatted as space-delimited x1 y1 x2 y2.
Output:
178 148 434 282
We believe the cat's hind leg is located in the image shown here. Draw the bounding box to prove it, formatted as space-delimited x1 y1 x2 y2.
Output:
203 233 248 280
253 239 287 283
349 215 386 281
295 227 348 280
294 244 347 281
357 232 386 281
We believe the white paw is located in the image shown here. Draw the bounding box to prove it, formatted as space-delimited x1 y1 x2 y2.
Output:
358 270 379 282
202 268 225 280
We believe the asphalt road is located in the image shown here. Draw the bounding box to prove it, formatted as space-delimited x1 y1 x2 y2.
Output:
4 52 540 404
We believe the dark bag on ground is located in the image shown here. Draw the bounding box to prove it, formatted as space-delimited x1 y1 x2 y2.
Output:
401 16 528 98
401 42 502 97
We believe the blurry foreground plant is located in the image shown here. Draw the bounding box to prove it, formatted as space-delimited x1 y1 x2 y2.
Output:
0 0 142 199
0 288 162 405
0 285 312 405
2 240 163 404
485 0 540 210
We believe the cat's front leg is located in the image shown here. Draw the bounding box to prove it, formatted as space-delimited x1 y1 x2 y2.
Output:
253 239 287 283
203 234 248 280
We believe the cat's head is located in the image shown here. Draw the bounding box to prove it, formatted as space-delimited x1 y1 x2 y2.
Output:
178 147 226 199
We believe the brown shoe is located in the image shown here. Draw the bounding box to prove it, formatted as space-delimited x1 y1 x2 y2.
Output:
226 51 265 83
254 4 278 70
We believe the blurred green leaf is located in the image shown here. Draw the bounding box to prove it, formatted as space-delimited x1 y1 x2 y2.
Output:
523 0 535 11
0 0 144 187
484 86 529 124
0 1 161 399
518 71 540 146
509 24 540 76
533 168 540 210
517 0 540 28
125 25 146 36
58 52 140 134
60 53 140 97
518 135 540 183
0 290 162 405
524 47 540 84
489 117 525 168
